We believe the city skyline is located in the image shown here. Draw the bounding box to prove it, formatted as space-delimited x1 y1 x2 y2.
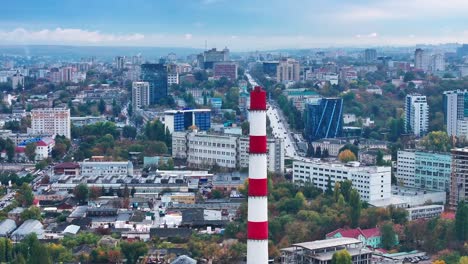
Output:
1 0 468 50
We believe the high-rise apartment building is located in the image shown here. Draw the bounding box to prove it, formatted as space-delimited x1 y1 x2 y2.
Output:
140 63 168 104
276 58 300 83
213 62 238 80
304 97 343 142
405 94 429 137
30 108 71 139
11 72 24 89
364 49 377 63
396 150 451 191
414 48 431 72
443 90 468 137
115 56 125 70
450 148 468 209
197 47 230 69
431 54 445 72
132 82 150 110
60 67 73 83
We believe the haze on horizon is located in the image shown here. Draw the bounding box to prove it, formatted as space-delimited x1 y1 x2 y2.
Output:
1 0 468 51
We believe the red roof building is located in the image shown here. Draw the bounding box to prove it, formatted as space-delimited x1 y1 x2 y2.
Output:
325 227 397 248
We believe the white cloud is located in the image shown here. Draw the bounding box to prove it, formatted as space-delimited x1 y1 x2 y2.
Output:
0 27 145 44
1 27 468 50
335 0 468 22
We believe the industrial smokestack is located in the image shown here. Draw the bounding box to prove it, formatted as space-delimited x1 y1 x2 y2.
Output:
247 86 268 264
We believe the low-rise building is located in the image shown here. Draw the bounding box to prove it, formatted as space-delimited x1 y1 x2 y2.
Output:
280 237 372 264
293 159 391 203
80 159 133 177
0 219 17 237
11 219 44 241
326 227 398 248
311 138 387 157
172 131 284 173
406 204 444 221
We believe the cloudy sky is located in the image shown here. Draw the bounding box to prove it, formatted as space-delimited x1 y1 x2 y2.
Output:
1 0 468 50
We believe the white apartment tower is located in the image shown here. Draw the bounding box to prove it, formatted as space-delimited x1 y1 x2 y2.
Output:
405 94 429 137
30 108 71 139
443 90 468 138
132 81 150 110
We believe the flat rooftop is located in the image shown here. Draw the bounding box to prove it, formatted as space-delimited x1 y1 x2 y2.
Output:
292 237 362 251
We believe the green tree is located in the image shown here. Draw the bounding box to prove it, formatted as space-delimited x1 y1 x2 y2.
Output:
455 201 468 241
380 222 397 249
420 131 451 152
73 183 89 204
349 189 361 228
25 142 37 161
98 98 106 114
325 176 333 196
0 237 13 262
127 103 133 117
331 249 352 264
16 183 34 207
20 206 42 221
122 125 137 139
120 241 148 264
340 180 352 202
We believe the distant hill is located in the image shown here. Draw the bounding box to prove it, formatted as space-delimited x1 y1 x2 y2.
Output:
0 45 203 60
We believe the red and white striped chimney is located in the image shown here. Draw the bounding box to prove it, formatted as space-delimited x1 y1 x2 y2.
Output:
247 86 268 264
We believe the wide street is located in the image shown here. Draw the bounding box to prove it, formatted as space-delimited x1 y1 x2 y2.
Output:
245 72 299 158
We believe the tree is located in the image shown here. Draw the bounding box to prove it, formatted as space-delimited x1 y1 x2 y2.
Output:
325 176 333 196
460 256 468 264
0 238 12 263
420 131 451 152
122 125 137 139
333 182 341 202
25 142 36 161
20 206 42 221
338 149 357 163
120 241 148 264
331 249 352 264
340 180 352 202
123 184 130 198
380 222 397 249
211 189 224 199
98 98 106 114
349 189 361 228
16 183 34 207
455 201 468 241
89 186 102 200
339 144 359 157
73 183 89 204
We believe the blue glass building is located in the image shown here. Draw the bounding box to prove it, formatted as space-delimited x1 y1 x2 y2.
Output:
165 109 211 133
304 97 343 142
140 63 167 104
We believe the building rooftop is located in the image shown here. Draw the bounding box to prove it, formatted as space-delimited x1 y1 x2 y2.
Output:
0 219 17 236
11 219 44 238
292 237 362 251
